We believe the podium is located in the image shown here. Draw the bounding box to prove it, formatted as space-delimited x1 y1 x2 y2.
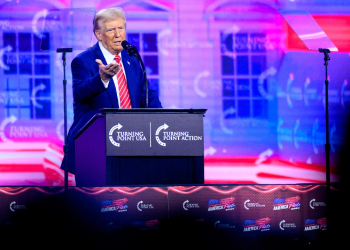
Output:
74 108 206 186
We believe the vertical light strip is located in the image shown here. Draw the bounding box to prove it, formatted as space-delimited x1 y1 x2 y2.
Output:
150 122 151 147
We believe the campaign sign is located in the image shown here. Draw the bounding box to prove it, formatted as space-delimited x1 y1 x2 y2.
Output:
106 112 204 156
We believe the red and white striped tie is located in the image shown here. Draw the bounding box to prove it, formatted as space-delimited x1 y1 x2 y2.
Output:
114 55 132 109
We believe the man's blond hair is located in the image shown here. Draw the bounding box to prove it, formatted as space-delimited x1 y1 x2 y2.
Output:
93 8 126 35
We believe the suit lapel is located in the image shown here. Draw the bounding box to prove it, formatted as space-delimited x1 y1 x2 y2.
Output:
92 43 119 108
92 42 107 65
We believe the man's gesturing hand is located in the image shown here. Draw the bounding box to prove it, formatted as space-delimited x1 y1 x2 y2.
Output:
95 59 120 83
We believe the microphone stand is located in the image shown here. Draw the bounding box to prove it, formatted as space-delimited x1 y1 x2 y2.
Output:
319 48 331 235
57 48 72 194
319 48 331 190
123 44 149 108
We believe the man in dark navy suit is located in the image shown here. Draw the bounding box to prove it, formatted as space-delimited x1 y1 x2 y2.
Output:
62 8 162 174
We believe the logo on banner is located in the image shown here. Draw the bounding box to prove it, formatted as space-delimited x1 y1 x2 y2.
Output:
132 219 159 230
279 220 297 230
101 198 128 212
309 198 326 209
183 200 200 210
137 201 154 211
155 123 203 147
9 201 27 212
273 196 300 210
243 218 271 232
208 197 235 211
244 199 265 210
109 123 146 147
304 218 327 231
214 220 235 230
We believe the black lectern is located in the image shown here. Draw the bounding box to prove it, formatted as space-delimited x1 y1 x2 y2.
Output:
74 108 206 186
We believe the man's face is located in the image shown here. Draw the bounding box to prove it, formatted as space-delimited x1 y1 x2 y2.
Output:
95 18 126 55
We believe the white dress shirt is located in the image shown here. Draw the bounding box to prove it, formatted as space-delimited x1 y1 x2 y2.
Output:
98 41 128 106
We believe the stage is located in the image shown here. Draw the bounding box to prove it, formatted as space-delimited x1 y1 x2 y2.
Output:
1 184 339 249
1 1 350 249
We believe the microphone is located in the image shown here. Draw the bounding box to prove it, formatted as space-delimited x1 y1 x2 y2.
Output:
122 40 138 58
318 48 330 53
121 40 149 108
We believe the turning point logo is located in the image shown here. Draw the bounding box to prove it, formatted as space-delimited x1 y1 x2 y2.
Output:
279 220 296 230
309 198 326 209
244 199 265 210
155 123 202 147
183 200 199 210
109 124 146 147
137 200 154 211
155 123 168 146
10 201 27 212
109 123 123 147
214 220 235 230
